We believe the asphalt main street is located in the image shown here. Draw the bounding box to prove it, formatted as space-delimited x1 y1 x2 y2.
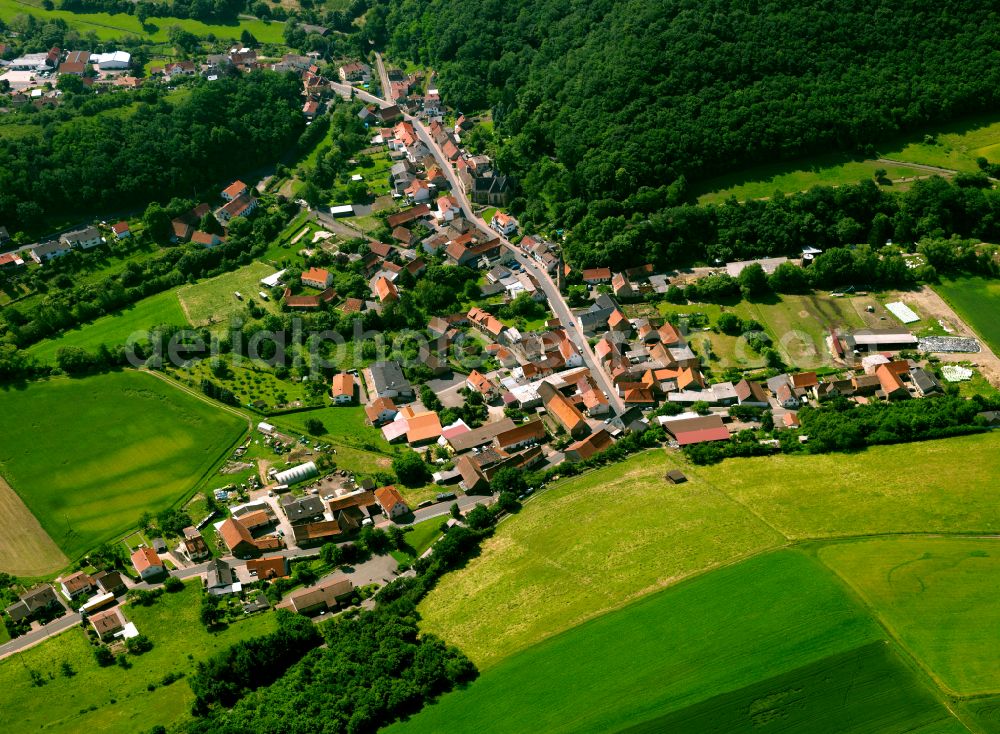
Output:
331 61 625 413
0 610 81 660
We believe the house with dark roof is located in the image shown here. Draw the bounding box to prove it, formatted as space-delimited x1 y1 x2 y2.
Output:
205 558 240 595
364 361 414 401
5 585 60 623
281 495 326 524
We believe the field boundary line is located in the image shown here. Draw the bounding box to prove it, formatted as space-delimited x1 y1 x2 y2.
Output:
812 550 981 726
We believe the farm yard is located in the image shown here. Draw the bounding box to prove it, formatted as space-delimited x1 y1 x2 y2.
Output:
389 551 958 734
0 580 275 734
0 372 245 560
176 262 281 327
416 433 1000 669
27 290 190 365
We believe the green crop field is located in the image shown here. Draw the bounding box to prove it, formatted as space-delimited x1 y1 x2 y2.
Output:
934 276 1000 355
176 261 280 327
0 372 245 559
27 291 189 364
696 155 925 204
620 642 962 734
390 551 961 734
417 450 784 666
697 432 1000 539
819 537 1000 696
417 433 1000 671
0 580 276 734
0 0 285 43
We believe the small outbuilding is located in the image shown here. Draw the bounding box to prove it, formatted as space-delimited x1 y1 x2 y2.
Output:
665 469 687 484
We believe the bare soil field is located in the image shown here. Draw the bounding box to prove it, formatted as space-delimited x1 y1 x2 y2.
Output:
0 475 68 577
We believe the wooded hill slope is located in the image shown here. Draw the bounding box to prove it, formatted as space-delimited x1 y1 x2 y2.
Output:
376 0 1000 252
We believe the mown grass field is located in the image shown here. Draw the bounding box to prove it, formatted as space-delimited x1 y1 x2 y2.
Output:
819 536 1000 696
696 156 925 204
391 551 960 734
0 581 276 734
417 450 784 666
696 113 1000 202
699 432 1000 539
933 276 1000 356
0 0 285 43
620 642 963 734
0 474 68 576
0 372 245 560
271 405 396 476
884 113 1000 172
27 290 189 364
176 261 279 327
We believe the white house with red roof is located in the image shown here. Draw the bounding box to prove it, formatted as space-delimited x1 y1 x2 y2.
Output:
221 180 248 201
302 267 333 290
491 211 518 237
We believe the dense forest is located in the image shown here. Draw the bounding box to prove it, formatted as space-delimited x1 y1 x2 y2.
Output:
375 0 1000 264
0 72 304 232
561 175 1000 269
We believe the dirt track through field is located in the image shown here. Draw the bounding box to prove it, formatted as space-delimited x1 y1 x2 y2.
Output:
0 474 68 576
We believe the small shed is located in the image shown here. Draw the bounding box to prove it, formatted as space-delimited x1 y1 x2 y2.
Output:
665 469 687 484
151 537 167 553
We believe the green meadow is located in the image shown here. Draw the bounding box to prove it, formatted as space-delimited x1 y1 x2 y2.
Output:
933 276 1000 356
0 371 245 559
697 112 1000 202
27 290 189 364
0 580 276 734
418 434 1000 668
820 537 1000 696
176 261 280 327
0 0 285 43
696 155 924 204
390 551 958 734
697 432 1000 539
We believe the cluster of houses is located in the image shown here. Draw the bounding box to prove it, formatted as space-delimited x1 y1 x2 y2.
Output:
1 178 253 272
3 563 139 642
